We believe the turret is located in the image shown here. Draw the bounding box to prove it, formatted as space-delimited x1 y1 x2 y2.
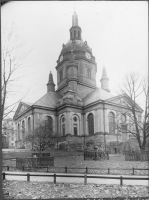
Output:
47 71 55 92
100 67 110 92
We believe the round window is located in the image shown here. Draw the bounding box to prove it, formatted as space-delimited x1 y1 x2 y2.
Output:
73 116 77 122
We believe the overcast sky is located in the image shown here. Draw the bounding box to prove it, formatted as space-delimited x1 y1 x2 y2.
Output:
2 1 148 117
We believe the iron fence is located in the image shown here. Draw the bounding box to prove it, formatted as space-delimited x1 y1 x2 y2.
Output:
124 151 149 161
2 165 149 176
32 153 50 157
84 151 109 160
16 157 54 169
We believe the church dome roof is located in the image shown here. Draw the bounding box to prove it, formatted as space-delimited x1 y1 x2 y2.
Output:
61 39 92 55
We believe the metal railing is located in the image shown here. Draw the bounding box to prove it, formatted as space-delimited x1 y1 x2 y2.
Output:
2 165 149 175
2 171 149 186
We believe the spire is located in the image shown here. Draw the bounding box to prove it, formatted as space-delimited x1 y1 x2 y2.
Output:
100 66 110 92
49 71 53 82
47 71 55 92
72 12 78 26
102 66 108 78
70 11 82 40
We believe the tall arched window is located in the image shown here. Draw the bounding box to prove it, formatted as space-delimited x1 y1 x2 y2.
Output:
87 69 91 79
74 30 76 37
28 117 31 134
72 115 80 136
18 123 20 140
88 113 94 135
22 120 25 140
108 112 115 134
61 116 65 136
45 116 53 133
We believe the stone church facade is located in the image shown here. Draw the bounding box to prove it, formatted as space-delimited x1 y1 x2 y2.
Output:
13 12 143 152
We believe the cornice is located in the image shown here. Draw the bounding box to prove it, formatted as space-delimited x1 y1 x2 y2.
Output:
13 105 56 121
56 54 96 69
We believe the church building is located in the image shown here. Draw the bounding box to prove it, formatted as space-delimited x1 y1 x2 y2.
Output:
13 12 143 152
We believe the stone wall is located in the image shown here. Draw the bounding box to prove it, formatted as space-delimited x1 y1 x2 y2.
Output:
57 134 105 151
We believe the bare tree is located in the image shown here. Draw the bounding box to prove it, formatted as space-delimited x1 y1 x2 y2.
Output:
114 73 149 151
25 119 54 152
2 118 16 148
1 24 30 123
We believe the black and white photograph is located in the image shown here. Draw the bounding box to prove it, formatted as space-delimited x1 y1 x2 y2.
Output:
1 1 149 199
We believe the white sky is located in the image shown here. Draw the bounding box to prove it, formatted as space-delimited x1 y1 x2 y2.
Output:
2 1 148 117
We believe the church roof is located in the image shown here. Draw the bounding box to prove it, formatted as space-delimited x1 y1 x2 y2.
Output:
83 88 114 106
33 91 61 108
22 101 33 106
61 40 92 55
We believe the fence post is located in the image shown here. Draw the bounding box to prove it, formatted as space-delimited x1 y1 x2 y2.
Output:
120 176 123 186
7 166 9 171
47 167 48 172
27 173 30 182
108 168 110 174
54 174 56 184
2 172 5 180
86 167 88 174
65 166 67 173
22 166 24 171
84 173 87 185
132 167 134 175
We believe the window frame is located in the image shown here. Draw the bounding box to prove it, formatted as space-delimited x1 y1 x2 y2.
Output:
88 113 94 135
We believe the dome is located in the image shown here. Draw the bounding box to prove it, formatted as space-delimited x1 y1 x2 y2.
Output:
61 40 92 55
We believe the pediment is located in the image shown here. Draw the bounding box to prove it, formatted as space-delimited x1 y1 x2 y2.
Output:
18 104 29 115
13 101 32 119
107 95 127 105
106 95 143 112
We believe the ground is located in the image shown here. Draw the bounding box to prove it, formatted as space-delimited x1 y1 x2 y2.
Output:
3 151 148 175
2 150 149 199
3 180 149 199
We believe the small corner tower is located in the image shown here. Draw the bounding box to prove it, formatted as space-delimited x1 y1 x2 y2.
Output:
47 71 55 92
100 66 110 92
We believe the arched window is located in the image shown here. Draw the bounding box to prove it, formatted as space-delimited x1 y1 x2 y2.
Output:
88 113 94 135
22 120 25 140
45 116 53 133
74 30 76 37
18 123 20 140
28 117 31 134
72 115 80 136
108 112 115 134
61 116 65 136
87 69 91 79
